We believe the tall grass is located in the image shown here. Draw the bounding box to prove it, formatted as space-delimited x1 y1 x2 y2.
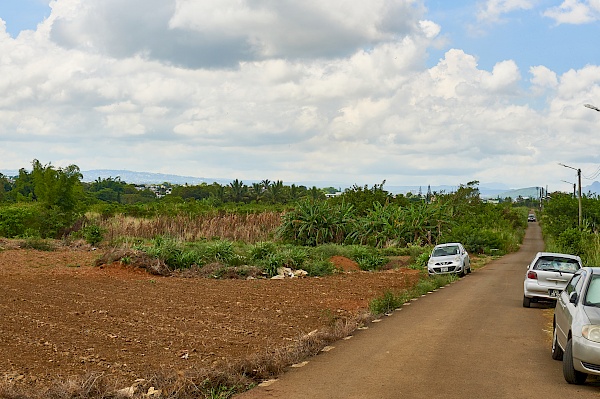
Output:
87 212 282 244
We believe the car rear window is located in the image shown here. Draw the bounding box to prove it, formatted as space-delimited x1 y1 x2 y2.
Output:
533 256 580 273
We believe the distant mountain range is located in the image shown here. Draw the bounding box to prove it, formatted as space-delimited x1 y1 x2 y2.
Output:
1 168 597 198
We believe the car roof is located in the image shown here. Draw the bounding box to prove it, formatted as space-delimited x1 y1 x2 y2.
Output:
434 243 462 248
535 252 581 261
580 267 600 273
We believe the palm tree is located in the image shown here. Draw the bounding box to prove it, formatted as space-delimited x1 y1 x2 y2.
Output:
266 180 284 204
251 182 264 202
228 179 247 202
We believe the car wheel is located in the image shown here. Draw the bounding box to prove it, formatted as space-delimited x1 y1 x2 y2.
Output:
522 295 531 308
551 325 563 360
467 265 471 274
563 338 587 384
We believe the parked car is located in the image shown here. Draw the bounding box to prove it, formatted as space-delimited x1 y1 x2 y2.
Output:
552 267 600 384
528 214 536 222
523 252 582 307
427 243 471 276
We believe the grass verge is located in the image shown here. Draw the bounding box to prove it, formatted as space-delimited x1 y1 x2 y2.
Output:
369 273 459 315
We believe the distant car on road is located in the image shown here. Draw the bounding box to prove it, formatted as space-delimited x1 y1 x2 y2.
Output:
427 243 471 276
523 252 582 307
528 214 536 222
552 267 600 384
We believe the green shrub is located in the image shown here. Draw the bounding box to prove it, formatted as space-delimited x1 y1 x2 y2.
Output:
556 228 589 256
308 244 347 260
259 253 286 277
205 240 237 264
302 259 335 277
409 250 431 270
277 200 355 246
346 245 387 271
249 241 277 261
354 253 387 271
83 224 104 245
0 204 37 238
369 290 404 315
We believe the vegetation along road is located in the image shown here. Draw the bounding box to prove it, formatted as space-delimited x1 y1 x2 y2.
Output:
238 223 600 398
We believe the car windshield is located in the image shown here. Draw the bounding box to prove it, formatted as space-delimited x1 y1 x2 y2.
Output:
432 246 459 257
584 275 600 307
533 256 580 273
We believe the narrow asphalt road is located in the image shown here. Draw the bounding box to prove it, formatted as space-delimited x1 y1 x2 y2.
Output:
238 223 600 398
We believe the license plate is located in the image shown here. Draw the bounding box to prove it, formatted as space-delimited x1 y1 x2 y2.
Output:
441 267 448 272
549 289 560 298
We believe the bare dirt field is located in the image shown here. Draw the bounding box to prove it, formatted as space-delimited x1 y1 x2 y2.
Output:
0 242 420 395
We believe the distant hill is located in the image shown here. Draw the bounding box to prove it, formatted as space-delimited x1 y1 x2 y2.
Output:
583 181 600 196
79 170 227 185
492 187 542 200
0 168 556 198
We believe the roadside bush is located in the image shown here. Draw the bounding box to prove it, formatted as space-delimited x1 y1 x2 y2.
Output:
555 228 590 256
442 226 504 254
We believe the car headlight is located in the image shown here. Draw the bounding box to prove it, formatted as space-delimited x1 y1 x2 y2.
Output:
582 325 600 343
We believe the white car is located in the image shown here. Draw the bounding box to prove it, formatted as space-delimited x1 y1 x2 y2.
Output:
523 252 582 308
552 267 600 384
427 243 471 276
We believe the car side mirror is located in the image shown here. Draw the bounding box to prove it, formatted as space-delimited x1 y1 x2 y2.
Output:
569 292 578 304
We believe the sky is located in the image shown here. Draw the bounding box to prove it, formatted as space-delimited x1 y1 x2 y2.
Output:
0 0 600 190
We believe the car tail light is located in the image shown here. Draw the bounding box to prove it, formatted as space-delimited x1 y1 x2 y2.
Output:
527 271 537 280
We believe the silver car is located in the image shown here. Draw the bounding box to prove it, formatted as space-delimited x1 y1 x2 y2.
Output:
427 243 471 276
552 267 600 384
523 252 582 308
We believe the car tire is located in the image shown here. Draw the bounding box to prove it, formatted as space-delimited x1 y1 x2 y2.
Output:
467 265 471 274
551 325 563 360
563 338 587 384
522 295 531 308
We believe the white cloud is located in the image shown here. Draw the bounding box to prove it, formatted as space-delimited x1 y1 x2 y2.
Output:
476 0 536 24
1 0 600 188
46 0 426 68
543 0 600 24
530 65 558 88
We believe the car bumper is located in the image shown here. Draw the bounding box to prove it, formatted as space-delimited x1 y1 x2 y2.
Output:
523 280 561 300
428 264 463 275
573 335 600 376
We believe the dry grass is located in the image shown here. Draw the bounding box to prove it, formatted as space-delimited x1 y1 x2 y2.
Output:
92 213 282 244
0 314 371 399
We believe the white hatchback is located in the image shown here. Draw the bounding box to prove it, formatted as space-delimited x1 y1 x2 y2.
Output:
523 252 582 308
427 243 471 276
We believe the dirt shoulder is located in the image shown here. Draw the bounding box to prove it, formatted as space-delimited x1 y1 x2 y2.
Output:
0 244 420 390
